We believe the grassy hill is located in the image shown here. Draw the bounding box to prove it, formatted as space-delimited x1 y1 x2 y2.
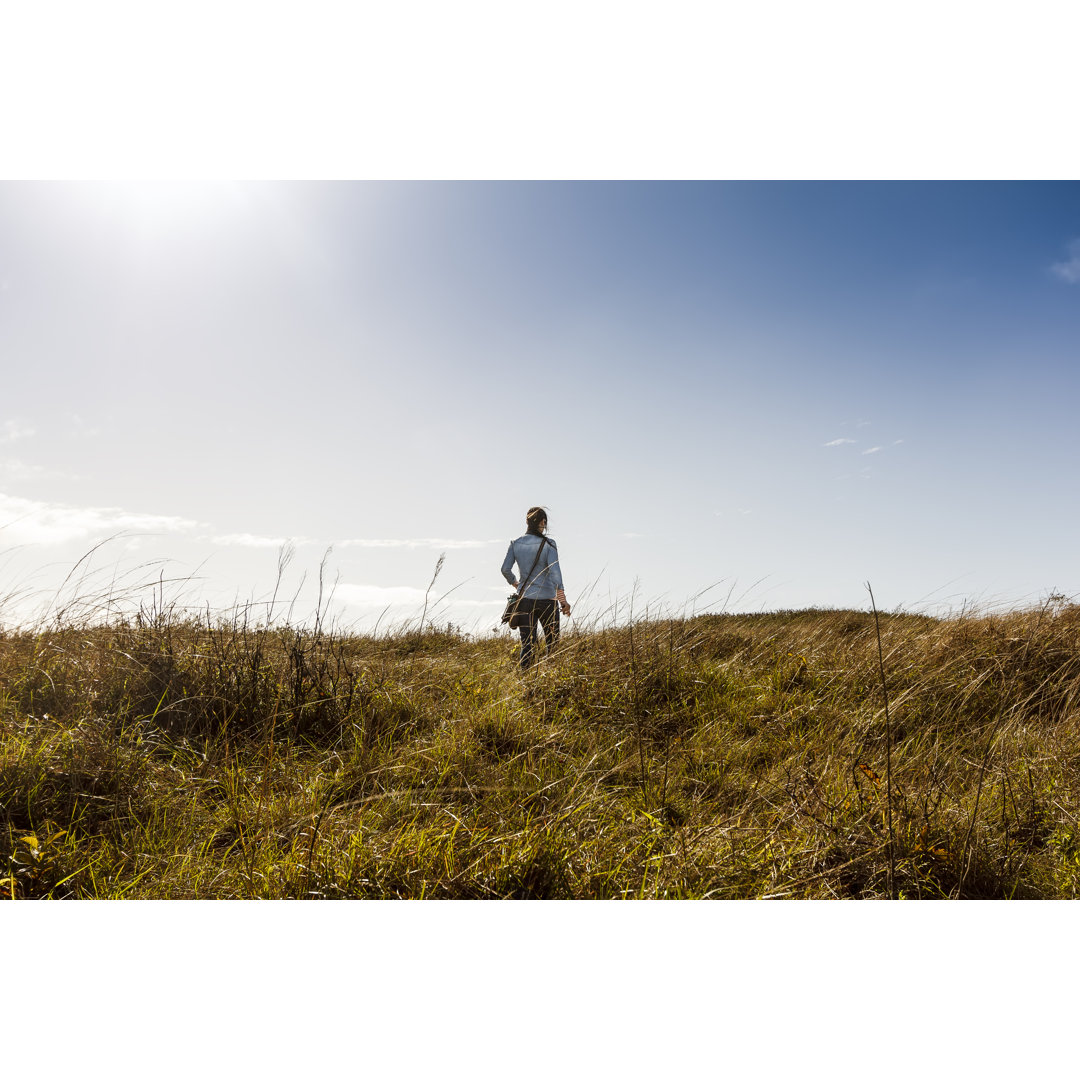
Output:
3 600 1080 898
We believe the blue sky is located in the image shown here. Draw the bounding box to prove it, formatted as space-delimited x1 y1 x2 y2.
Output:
2 181 1079 629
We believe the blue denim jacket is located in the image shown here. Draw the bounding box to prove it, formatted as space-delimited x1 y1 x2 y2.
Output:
501 534 563 600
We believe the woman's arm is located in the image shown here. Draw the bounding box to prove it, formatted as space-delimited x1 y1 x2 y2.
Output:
500 542 518 588
545 542 570 615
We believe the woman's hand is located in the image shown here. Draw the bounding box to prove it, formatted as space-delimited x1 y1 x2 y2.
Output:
560 601 571 617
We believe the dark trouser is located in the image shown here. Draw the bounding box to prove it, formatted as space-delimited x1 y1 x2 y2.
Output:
518 598 560 669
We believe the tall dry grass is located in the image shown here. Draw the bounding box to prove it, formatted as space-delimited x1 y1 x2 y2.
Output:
3 588 1080 898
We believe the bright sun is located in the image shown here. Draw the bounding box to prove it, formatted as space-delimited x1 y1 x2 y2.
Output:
72 180 253 236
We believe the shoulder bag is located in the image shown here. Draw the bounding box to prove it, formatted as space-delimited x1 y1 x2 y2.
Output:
501 536 548 629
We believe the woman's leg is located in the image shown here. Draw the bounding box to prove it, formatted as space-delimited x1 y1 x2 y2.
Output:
517 600 538 669
536 599 560 658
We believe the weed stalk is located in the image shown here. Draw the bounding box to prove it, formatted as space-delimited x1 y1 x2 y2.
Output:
867 583 897 900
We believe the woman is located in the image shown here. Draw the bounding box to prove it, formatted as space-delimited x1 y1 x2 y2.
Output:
501 506 571 670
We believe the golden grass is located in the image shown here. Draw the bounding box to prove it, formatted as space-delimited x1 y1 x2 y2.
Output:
3 598 1080 898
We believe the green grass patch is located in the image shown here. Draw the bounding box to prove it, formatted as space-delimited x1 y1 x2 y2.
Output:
3 602 1080 898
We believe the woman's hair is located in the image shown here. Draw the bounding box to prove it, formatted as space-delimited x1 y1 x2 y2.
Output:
526 506 548 535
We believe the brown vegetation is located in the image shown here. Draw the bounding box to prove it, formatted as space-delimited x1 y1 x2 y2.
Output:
3 598 1080 898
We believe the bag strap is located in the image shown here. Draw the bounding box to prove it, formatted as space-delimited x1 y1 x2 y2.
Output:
516 536 549 597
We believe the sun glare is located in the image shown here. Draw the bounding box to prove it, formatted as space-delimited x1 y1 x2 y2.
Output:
71 180 253 236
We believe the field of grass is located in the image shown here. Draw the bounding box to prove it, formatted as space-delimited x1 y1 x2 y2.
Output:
3 596 1080 899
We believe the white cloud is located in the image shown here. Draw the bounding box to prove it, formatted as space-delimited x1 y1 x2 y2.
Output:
209 533 318 548
1051 239 1080 284
861 446 881 455
334 583 504 618
0 492 198 546
334 584 427 608
205 533 499 551
433 599 503 609
824 438 855 447
1 419 35 444
69 414 102 439
337 537 500 550
0 459 47 482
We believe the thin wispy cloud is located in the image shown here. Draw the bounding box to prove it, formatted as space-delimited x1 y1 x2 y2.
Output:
333 584 427 607
1050 238 1080 284
1 419 35 444
69 414 102 439
206 533 499 550
824 438 856 447
335 583 502 613
337 537 500 550
209 533 318 548
0 493 198 546
861 446 881 455
0 459 48 482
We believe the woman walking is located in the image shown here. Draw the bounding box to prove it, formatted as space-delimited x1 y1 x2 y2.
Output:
501 506 571 670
